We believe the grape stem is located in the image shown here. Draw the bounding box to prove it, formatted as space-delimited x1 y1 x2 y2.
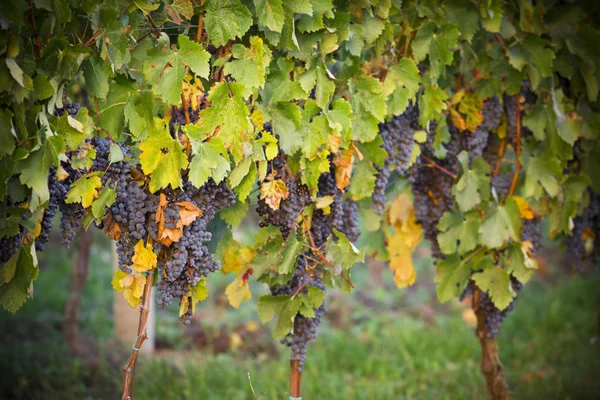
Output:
195 0 205 43
507 95 521 196
121 273 154 400
421 155 457 179
472 287 510 400
492 138 506 178
28 0 42 59
301 215 355 288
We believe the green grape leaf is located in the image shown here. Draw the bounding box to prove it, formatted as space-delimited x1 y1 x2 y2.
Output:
302 115 329 159
270 102 302 154
418 85 448 127
223 36 272 96
197 82 252 163
0 246 35 314
524 152 561 199
139 120 189 192
300 155 331 196
505 243 534 284
228 157 252 188
435 254 472 303
472 267 514 311
234 162 257 202
480 0 503 33
265 59 308 104
185 127 231 187
444 0 479 43
16 135 63 206
279 234 302 275
479 196 522 249
220 200 248 226
437 211 481 255
452 152 491 211
383 59 421 117
144 34 210 105
32 75 54 101
315 67 335 109
0 109 15 158
325 229 365 272
254 0 285 33
257 294 301 339
412 23 459 78
349 160 377 200
91 187 116 223
355 136 387 168
351 75 386 122
66 173 102 208
99 77 136 141
124 92 154 139
165 0 194 24
204 0 253 47
82 58 112 100
109 143 124 163
104 20 131 69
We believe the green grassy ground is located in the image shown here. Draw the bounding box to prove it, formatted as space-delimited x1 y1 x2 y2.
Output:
0 234 599 399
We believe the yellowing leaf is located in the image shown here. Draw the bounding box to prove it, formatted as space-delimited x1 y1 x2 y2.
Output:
259 177 289 211
387 194 423 250
174 201 203 226
131 240 158 273
513 196 534 220
226 275 252 309
179 278 209 317
315 195 335 209
387 236 416 288
112 270 147 308
66 173 102 208
222 242 255 274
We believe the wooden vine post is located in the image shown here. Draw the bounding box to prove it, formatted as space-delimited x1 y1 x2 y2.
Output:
121 272 154 400
289 360 302 399
472 288 510 399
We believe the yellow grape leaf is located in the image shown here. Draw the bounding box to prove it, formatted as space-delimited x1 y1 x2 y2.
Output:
259 178 289 211
56 165 69 181
333 150 354 191
174 201 203 226
222 242 255 274
112 270 147 308
388 194 423 250
449 108 467 131
225 275 252 309
521 241 538 269
315 195 334 209
131 240 158 273
449 88 466 106
387 235 417 288
179 297 191 318
327 133 341 154
250 109 264 127
66 173 102 208
513 196 534 220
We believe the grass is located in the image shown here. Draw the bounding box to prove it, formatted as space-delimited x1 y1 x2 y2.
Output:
0 233 599 399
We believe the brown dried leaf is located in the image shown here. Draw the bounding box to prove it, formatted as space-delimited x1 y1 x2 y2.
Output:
333 150 354 191
174 201 203 226
103 213 122 240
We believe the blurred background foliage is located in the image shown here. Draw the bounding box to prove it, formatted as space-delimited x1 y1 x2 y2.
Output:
0 224 599 400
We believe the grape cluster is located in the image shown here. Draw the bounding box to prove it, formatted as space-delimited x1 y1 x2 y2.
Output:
57 164 85 247
479 278 523 338
256 153 311 238
154 179 235 324
372 105 419 214
567 191 600 267
54 99 81 117
522 218 543 254
168 103 202 138
409 160 454 258
446 96 503 162
0 227 25 264
35 169 66 251
272 254 327 372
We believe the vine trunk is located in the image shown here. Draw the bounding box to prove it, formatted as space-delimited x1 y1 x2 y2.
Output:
473 288 510 400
